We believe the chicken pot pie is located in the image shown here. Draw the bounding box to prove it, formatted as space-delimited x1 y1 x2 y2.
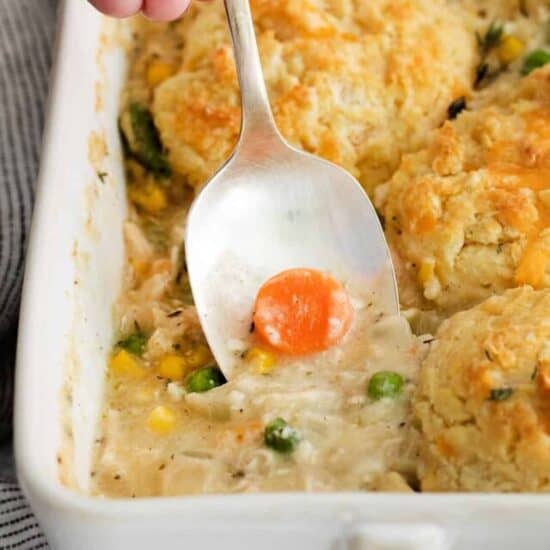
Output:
89 0 550 497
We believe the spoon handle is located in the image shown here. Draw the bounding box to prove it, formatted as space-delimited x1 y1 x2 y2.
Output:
224 0 279 140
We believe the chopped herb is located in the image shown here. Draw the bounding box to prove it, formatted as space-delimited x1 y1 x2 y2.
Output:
447 96 467 119
489 387 513 401
531 366 538 381
123 103 171 177
474 22 505 89
185 365 226 393
167 310 183 318
264 418 300 454
422 337 436 344
97 171 108 183
117 331 148 356
496 243 503 254
367 371 404 400
474 62 490 88
522 49 550 75
484 349 493 361
477 21 503 55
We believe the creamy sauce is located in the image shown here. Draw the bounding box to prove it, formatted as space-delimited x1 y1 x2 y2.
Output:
92 288 425 496
89 1 548 497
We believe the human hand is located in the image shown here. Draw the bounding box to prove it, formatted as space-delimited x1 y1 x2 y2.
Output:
89 0 202 21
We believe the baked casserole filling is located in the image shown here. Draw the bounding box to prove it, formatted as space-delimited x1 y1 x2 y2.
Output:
91 0 550 496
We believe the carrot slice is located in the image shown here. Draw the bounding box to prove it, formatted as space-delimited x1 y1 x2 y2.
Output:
252 268 353 355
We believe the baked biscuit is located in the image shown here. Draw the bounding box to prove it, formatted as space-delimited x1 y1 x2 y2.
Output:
151 0 476 191
415 287 550 492
377 66 550 313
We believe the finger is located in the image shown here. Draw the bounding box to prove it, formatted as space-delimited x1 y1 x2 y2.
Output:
88 0 143 18
142 0 192 21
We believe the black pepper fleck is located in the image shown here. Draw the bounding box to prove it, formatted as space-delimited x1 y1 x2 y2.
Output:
447 96 467 119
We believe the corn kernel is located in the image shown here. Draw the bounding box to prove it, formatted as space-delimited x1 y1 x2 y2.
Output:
418 259 435 286
498 35 524 65
109 350 146 378
147 405 176 435
184 344 211 369
246 347 276 374
128 182 167 214
147 60 176 87
157 354 186 381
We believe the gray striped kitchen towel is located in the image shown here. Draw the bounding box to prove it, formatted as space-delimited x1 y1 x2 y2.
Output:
0 0 58 547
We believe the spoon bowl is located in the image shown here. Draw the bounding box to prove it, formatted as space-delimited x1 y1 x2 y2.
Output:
185 0 398 378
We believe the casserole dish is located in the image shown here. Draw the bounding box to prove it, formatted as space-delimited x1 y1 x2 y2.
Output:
14 0 550 548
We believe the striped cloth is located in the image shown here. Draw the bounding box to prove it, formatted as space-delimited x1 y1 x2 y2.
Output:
0 0 58 546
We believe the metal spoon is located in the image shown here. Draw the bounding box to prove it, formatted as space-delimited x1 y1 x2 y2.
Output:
185 0 398 378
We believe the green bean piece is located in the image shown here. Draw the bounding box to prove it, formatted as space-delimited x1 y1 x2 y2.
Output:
124 103 171 177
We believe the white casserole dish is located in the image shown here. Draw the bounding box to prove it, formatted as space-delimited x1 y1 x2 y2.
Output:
13 1 550 548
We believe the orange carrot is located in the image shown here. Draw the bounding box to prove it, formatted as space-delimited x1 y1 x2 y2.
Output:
252 268 353 355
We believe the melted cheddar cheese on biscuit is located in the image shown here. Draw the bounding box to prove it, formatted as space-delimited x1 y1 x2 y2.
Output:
377 66 550 313
415 287 550 492
91 0 550 498
125 0 477 193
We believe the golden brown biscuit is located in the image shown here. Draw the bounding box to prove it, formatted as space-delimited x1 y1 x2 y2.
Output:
415 287 550 492
377 66 550 313
151 0 476 191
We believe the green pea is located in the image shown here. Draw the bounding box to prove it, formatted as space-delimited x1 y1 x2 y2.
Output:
264 418 300 454
117 331 148 356
522 49 550 75
186 365 226 393
367 371 404 400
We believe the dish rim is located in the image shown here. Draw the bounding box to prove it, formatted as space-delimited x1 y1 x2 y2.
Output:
13 0 550 523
